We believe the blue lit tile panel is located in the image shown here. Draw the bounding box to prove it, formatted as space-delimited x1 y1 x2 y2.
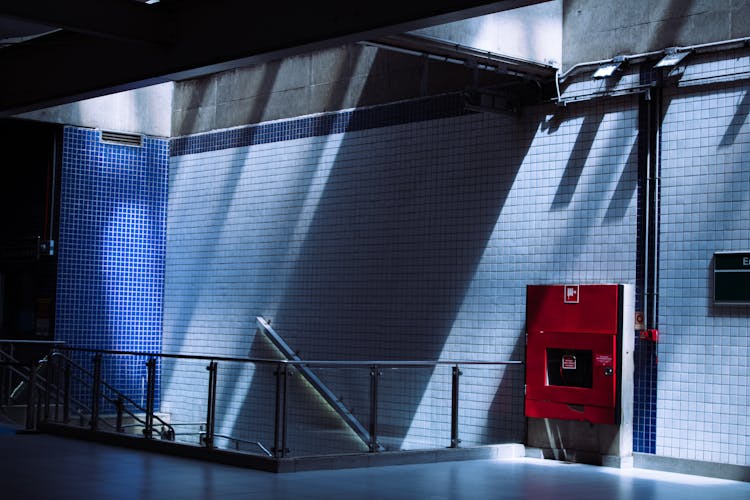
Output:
56 127 169 409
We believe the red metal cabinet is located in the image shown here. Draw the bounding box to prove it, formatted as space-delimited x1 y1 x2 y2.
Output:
525 284 624 425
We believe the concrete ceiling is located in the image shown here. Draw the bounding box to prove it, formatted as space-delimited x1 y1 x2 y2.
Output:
0 0 549 117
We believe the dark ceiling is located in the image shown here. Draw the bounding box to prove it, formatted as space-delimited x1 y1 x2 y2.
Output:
0 0 548 117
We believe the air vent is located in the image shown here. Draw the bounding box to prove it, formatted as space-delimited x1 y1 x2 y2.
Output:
101 131 143 147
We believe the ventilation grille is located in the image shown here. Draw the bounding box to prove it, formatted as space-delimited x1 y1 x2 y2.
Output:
101 130 143 147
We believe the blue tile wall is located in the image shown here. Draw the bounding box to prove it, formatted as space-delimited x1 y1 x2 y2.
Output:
633 336 658 453
56 126 169 410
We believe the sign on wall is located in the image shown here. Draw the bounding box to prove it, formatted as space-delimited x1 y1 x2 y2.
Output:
714 252 750 304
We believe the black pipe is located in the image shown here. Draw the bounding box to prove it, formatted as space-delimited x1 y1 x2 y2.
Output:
205 361 217 449
273 363 287 458
369 366 381 452
144 357 156 438
90 354 101 431
450 365 462 448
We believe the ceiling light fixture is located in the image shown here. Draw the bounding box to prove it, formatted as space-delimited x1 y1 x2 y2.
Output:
592 56 626 79
654 48 690 68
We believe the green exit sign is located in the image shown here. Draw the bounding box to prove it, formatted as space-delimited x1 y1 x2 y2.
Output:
714 252 750 304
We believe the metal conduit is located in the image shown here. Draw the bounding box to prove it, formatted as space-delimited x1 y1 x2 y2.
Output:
558 35 750 83
361 32 557 82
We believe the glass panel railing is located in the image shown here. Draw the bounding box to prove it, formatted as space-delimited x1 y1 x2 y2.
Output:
284 366 370 457
458 363 526 447
3 340 524 461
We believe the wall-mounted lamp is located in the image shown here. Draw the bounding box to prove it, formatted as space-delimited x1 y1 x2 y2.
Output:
654 48 690 68
592 56 626 79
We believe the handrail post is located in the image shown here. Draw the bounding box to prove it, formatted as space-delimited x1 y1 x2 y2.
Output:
144 356 156 438
115 396 124 433
90 354 102 431
43 359 52 422
369 365 381 452
205 361 218 449
450 365 462 448
52 356 60 422
0 354 7 406
273 362 288 458
54 355 62 422
63 360 71 423
25 361 37 431
36 361 45 427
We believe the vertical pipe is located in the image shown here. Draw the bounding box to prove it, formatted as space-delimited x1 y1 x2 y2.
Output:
91 354 101 431
144 357 156 438
450 365 462 448
642 82 662 331
205 361 217 449
650 87 662 330
49 130 58 246
642 89 652 329
369 366 380 452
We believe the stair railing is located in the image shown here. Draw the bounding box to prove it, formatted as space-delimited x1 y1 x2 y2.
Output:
48 350 176 440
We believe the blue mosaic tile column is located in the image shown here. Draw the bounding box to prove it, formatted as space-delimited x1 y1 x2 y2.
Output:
633 336 658 453
56 127 168 411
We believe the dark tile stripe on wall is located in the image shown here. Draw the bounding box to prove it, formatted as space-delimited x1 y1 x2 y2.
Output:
170 93 470 157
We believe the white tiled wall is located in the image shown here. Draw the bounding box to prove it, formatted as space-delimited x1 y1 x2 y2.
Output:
163 95 639 454
658 79 750 466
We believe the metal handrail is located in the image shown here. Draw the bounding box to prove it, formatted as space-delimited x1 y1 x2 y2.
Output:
55 345 522 367
50 350 176 439
0 340 66 345
55 343 523 456
0 344 93 429
0 347 58 403
5 340 525 458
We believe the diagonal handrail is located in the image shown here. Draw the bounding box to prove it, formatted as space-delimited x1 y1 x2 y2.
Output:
0 343 94 429
256 316 384 451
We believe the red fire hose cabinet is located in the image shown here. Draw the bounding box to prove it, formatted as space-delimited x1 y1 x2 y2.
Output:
525 284 634 465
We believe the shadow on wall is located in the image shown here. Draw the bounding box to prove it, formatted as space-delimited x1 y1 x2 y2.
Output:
230 60 641 453
649 0 696 51
169 47 640 452
233 86 540 451
719 89 750 147
550 111 605 210
162 47 372 389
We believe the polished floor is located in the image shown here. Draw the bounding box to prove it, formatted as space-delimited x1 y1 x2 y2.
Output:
1 430 748 500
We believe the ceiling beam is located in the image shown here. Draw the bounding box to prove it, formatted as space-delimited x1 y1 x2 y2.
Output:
0 0 174 45
0 0 550 117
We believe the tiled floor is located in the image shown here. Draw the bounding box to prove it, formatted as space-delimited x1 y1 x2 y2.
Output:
1 431 748 500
